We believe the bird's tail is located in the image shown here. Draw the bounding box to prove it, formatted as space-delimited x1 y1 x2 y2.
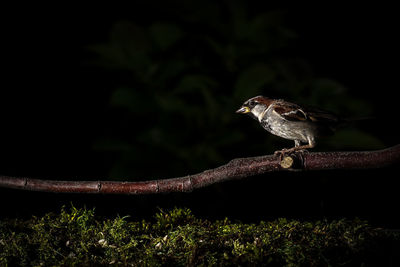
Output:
342 116 376 122
335 116 375 130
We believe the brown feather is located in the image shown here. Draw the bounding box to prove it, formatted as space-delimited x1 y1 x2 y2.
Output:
250 96 274 107
303 107 339 123
273 99 339 123
273 100 308 121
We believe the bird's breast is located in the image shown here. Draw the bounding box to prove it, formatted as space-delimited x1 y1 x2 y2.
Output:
260 109 312 142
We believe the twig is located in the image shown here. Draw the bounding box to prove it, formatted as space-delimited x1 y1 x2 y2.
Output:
0 145 399 194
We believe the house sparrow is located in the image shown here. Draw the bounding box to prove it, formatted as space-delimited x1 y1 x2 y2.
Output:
236 96 341 156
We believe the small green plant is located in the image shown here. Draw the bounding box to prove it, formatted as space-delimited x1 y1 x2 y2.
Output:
1 205 398 266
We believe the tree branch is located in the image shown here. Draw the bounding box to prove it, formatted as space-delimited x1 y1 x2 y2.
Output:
1 145 399 194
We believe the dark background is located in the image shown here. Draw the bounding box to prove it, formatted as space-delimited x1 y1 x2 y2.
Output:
1 2 398 227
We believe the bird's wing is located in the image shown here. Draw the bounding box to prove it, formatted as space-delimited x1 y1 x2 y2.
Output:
273 100 339 123
272 101 308 121
304 107 339 123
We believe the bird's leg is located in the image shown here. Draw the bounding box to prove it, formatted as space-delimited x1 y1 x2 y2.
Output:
274 138 315 159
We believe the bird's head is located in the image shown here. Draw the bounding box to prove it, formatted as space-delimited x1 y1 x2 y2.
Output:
236 96 273 120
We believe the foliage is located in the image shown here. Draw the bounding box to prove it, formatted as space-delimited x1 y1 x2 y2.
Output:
88 1 383 180
1 206 398 266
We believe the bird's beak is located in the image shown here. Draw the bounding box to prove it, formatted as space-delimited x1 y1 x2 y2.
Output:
236 106 250 114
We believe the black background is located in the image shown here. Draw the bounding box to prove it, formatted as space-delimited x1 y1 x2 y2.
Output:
1 3 398 227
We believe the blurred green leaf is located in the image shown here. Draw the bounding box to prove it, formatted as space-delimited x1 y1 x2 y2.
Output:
155 94 186 113
89 21 152 75
175 74 218 93
323 128 384 150
150 23 182 50
309 79 372 115
110 21 150 53
156 59 187 83
234 63 275 99
88 43 129 69
110 87 151 114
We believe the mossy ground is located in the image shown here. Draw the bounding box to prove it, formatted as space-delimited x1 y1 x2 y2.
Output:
1 205 399 266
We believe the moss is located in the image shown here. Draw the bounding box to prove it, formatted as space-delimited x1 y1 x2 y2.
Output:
0 205 399 266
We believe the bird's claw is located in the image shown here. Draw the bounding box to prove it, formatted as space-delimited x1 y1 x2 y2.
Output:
274 148 292 160
274 148 308 160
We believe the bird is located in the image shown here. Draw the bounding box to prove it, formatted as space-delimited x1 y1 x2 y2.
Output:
236 96 342 156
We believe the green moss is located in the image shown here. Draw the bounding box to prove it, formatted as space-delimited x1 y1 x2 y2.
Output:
0 206 398 266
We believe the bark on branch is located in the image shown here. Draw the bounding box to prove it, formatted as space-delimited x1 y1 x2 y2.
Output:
1 145 399 194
